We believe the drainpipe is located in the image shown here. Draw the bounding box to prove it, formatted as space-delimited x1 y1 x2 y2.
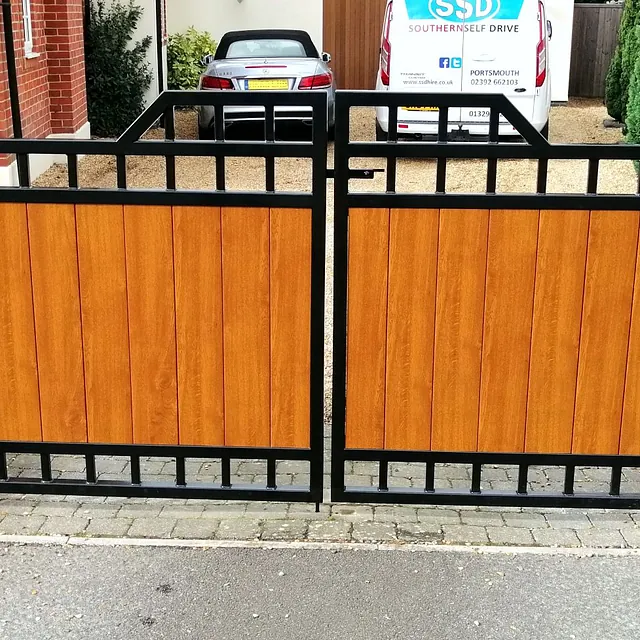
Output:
1 0 29 186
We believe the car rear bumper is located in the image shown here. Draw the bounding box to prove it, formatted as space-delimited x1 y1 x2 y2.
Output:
199 105 333 128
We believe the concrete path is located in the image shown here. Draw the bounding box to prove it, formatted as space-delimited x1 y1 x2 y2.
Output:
1 541 638 640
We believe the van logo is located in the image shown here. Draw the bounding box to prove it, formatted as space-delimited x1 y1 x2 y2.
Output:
405 0 525 22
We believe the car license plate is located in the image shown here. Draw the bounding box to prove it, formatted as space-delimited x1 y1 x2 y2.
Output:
246 79 289 90
402 106 438 112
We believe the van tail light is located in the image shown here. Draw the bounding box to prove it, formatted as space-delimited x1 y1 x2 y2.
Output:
536 1 547 88
299 72 333 89
201 75 234 90
381 1 393 86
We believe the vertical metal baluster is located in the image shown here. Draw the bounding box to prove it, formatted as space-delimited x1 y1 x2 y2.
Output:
0 451 7 481
379 460 389 492
85 454 97 484
176 457 186 487
40 453 52 483
517 465 529 495
67 154 78 188
471 464 482 494
116 155 127 189
265 104 275 192
267 459 277 490
386 105 398 193
536 158 548 194
222 457 231 488
130 456 141 485
165 106 176 190
436 107 448 193
214 104 225 190
610 466 623 497
563 465 575 496
486 108 498 193
425 461 435 493
587 158 599 195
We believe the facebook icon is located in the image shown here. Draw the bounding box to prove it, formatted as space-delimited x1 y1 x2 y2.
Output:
439 57 462 69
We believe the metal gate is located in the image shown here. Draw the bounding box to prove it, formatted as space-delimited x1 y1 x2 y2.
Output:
0 90 327 504
331 91 640 509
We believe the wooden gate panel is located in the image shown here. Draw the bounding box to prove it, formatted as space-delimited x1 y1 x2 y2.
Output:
221 207 271 448
385 208 438 451
270 209 312 449
478 210 539 453
432 209 489 452
173 206 225 447
345 208 390 450
0 203 41 442
525 210 589 454
76 204 133 445
573 210 640 455
28 203 87 443
124 205 178 446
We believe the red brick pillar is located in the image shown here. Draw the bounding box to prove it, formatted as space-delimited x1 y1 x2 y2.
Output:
43 0 87 134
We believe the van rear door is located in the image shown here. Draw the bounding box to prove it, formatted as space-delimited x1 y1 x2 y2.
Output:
460 0 538 130
389 0 464 129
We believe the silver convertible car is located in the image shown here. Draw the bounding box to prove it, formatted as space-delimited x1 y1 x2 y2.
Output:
197 29 336 139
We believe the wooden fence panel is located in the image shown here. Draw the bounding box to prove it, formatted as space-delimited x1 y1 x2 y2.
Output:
324 0 387 89
570 4 622 98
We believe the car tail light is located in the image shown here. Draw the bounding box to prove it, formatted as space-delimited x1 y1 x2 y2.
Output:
299 72 333 89
381 1 393 86
536 1 546 88
201 75 234 90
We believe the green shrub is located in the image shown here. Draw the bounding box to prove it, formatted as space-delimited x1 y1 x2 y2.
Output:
606 0 640 123
167 28 218 90
85 0 152 138
625 27 640 165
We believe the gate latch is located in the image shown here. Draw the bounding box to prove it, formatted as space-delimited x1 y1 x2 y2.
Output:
326 168 384 180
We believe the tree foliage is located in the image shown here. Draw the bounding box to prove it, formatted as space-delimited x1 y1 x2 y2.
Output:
167 28 217 90
85 0 152 137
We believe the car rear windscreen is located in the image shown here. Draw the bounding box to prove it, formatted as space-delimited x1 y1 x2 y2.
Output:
226 39 307 59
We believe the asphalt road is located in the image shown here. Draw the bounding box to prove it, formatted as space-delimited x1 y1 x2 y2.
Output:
0 543 638 640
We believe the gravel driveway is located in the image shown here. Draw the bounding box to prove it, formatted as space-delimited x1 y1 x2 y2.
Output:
33 99 636 420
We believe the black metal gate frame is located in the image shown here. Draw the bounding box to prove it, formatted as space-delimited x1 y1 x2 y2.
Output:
331 90 640 509
0 90 328 505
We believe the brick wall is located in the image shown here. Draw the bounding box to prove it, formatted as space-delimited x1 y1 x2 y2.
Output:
0 0 88 168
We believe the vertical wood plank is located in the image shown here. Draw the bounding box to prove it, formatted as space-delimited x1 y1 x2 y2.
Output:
478 210 539 453
76 205 133 444
28 204 87 443
573 210 639 455
0 203 41 441
525 211 589 453
173 206 225 446
432 209 489 452
222 208 271 447
384 209 438 451
346 209 389 449
270 209 312 449
621 225 640 455
124 205 178 445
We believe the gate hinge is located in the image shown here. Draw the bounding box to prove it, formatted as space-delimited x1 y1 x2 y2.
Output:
326 168 384 180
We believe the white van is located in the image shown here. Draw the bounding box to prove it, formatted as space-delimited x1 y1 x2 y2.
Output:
375 0 552 140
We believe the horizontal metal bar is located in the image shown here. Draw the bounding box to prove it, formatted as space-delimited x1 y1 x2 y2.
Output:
343 448 640 467
0 188 316 208
0 480 316 503
0 139 314 158
344 141 640 161
339 90 512 109
326 168 383 180
346 193 640 211
338 487 640 509
0 441 314 461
